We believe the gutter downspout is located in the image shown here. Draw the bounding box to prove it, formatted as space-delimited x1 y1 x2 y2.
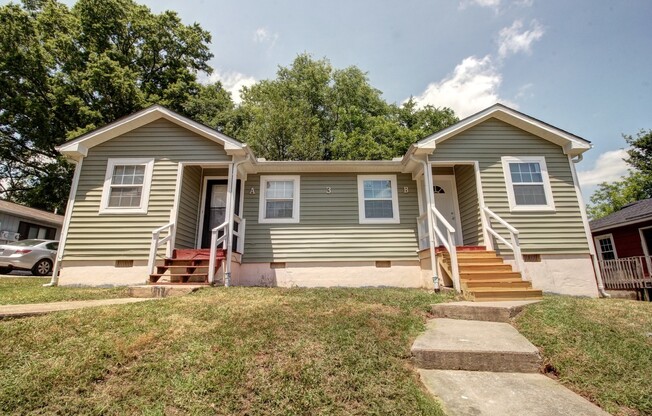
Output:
47 157 84 287
570 154 610 298
224 154 250 287
410 156 439 291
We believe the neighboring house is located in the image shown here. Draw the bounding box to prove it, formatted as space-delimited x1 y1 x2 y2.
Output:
0 200 63 244
51 103 603 299
589 199 652 297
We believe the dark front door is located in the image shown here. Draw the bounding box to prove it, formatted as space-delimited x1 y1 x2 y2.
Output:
200 179 242 249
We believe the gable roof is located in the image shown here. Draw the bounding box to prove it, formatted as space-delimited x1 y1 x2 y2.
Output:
56 105 251 161
589 198 652 232
0 200 64 227
406 103 592 159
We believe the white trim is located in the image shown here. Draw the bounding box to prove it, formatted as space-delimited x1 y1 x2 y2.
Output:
357 175 400 224
50 157 84 285
501 156 555 212
639 226 652 258
593 233 618 261
432 174 463 245
414 104 591 157
169 163 184 257
99 158 154 214
258 175 301 224
196 175 229 248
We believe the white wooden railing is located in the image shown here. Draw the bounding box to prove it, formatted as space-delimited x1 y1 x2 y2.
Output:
147 222 175 275
233 214 246 253
431 205 461 292
599 256 652 290
208 220 230 285
482 207 525 276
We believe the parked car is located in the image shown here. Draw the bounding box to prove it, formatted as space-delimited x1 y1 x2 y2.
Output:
0 239 58 276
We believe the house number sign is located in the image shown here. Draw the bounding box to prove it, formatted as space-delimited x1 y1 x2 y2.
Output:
326 187 332 194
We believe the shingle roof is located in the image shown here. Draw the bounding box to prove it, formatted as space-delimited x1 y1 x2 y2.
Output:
589 198 652 232
0 200 64 227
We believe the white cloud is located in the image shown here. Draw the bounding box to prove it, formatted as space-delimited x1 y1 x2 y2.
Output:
412 55 516 117
207 71 257 105
253 27 279 47
497 20 545 58
459 0 501 10
577 149 630 187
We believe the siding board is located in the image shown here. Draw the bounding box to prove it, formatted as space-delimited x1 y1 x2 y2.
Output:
64 119 231 260
242 173 419 262
429 118 590 254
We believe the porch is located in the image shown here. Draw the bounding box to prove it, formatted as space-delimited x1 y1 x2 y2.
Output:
414 161 542 301
598 256 652 300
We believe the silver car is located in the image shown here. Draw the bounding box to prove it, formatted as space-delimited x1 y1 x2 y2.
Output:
0 239 58 276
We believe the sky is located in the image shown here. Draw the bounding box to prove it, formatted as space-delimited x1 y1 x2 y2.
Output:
9 0 652 200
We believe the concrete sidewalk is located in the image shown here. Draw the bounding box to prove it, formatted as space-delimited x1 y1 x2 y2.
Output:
0 298 156 318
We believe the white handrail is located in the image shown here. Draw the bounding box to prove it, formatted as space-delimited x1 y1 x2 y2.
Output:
430 205 461 292
482 207 525 277
148 222 175 275
416 213 429 251
208 220 229 284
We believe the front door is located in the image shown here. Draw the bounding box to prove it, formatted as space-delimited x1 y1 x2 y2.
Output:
432 175 463 245
201 180 228 249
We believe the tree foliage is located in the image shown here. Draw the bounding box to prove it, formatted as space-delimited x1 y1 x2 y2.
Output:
0 0 213 211
587 129 652 219
229 54 458 161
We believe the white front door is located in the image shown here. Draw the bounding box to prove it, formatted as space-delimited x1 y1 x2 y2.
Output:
432 175 463 245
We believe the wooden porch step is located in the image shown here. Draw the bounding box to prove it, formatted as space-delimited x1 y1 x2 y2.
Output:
460 271 522 280
459 264 514 272
458 257 505 264
467 288 543 302
454 252 499 259
463 280 532 289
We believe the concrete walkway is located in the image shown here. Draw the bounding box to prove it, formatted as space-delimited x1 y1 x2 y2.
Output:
413 301 610 416
0 298 156 318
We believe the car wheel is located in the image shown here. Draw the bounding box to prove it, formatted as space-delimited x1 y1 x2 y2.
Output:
32 259 53 276
0 267 11 275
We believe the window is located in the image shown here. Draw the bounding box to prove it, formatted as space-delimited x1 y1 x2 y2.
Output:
501 156 555 211
100 158 154 214
17 222 56 240
357 175 400 224
594 234 617 261
258 176 300 223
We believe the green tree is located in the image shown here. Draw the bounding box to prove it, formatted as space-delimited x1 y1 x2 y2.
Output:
0 0 214 211
587 129 652 219
232 54 457 161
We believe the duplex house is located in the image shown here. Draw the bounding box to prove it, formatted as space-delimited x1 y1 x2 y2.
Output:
51 103 604 299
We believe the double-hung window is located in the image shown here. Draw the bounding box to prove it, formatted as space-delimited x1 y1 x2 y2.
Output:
594 234 617 261
258 176 300 223
357 175 400 224
502 156 555 211
100 158 154 214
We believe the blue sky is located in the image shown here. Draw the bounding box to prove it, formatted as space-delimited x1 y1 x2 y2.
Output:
12 0 652 199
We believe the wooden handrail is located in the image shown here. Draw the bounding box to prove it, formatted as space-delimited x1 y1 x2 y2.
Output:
208 220 229 284
483 207 519 235
482 206 525 277
430 204 461 292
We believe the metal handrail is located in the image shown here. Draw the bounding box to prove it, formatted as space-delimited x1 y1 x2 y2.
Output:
147 222 175 275
430 205 461 292
482 206 525 276
208 220 229 284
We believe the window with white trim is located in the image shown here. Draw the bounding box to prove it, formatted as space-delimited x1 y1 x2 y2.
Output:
357 175 400 224
501 156 555 211
594 234 617 261
100 158 154 214
258 176 300 223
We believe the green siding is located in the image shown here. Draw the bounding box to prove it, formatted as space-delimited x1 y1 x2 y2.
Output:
176 166 202 249
429 118 589 254
454 165 482 246
64 119 231 260
242 173 419 262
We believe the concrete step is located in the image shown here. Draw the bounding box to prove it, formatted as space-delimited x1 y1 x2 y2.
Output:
411 318 542 372
469 288 543 302
431 301 540 323
419 370 610 416
129 285 206 298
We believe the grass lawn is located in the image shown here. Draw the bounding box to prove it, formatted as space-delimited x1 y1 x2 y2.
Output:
0 277 130 305
0 287 450 415
515 296 652 416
